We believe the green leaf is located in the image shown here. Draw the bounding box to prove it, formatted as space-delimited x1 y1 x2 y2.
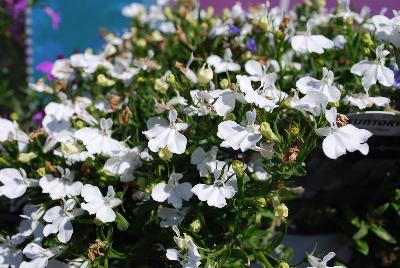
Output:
352 221 368 240
115 212 129 231
391 202 400 217
372 203 389 216
354 239 369 255
108 248 126 259
370 224 397 244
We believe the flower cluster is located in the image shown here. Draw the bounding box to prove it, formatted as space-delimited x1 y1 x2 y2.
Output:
1 0 398 267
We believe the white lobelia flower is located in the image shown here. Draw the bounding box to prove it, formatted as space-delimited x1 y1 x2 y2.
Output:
307 252 344 268
53 140 94 165
190 146 224 177
121 2 146 18
350 44 395 91
39 167 83 200
20 243 62 268
51 59 75 81
290 90 329 116
178 53 198 84
244 60 288 102
0 168 38 199
70 52 112 74
217 109 262 152
74 118 123 155
17 205 45 243
158 207 189 228
316 107 372 159
81 184 122 223
347 93 390 109
166 226 201 268
291 20 334 54
0 236 23 268
236 75 278 111
247 153 272 181
296 67 341 103
333 35 347 49
0 118 29 152
43 199 83 243
372 11 400 48
191 168 237 208
151 173 193 209
103 147 142 182
143 109 188 154
207 48 240 73
209 89 236 117
184 90 214 116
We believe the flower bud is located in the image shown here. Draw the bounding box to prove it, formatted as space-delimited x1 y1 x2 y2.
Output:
61 142 80 155
136 38 147 47
362 33 373 46
289 126 299 137
363 47 370 56
232 160 246 177
260 122 279 142
219 78 230 89
330 101 340 107
274 203 289 218
96 74 115 87
75 120 85 129
158 147 173 161
154 78 169 93
189 219 202 233
37 167 46 177
166 73 177 85
197 65 213 85
18 152 38 163
279 262 290 268
10 112 19 121
225 113 236 121
258 15 270 31
151 31 163 42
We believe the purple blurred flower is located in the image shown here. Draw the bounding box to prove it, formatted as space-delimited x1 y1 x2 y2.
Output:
246 38 257 54
32 110 45 126
43 6 61 30
36 61 54 81
5 0 26 19
229 24 240 35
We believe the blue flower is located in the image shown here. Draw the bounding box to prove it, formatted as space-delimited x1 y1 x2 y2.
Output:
229 24 240 35
246 38 257 54
390 65 400 89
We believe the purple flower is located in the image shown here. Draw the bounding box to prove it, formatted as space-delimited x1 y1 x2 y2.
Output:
5 0 26 19
229 24 240 35
32 110 45 126
36 61 54 81
390 65 400 90
43 6 61 30
246 38 257 54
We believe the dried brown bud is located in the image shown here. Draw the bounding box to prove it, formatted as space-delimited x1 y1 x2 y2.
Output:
283 146 300 163
280 16 290 30
175 61 186 74
336 113 349 127
109 95 121 112
118 107 133 125
88 239 107 261
45 160 60 176
29 127 47 141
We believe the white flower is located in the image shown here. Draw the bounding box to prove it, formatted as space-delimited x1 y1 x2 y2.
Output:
158 207 189 228
81 184 122 223
247 153 271 181
70 52 112 74
0 118 29 152
0 236 22 268
53 140 94 165
20 243 61 268
190 146 223 177
166 226 201 268
121 3 145 18
191 168 237 208
17 205 45 243
143 109 188 154
236 75 278 111
103 147 142 182
43 199 83 243
350 44 395 91
39 167 83 200
333 35 346 49
372 11 400 48
209 89 236 117
184 90 214 116
151 173 193 209
51 59 75 81
290 90 328 116
316 107 372 159
0 168 38 199
347 93 390 109
307 252 344 268
207 48 240 73
291 20 334 54
217 109 262 152
296 67 341 102
178 53 198 83
74 118 123 155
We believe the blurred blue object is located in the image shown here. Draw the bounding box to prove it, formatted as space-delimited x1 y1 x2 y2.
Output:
29 0 153 81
